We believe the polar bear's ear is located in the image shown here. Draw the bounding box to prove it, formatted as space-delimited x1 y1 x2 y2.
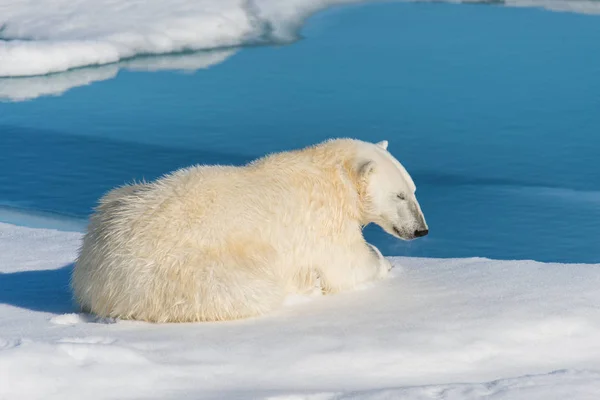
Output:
376 140 388 150
356 160 375 178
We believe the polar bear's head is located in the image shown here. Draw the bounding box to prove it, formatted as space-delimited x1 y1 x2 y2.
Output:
355 140 428 241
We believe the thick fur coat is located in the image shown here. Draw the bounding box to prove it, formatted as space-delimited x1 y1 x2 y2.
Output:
72 138 428 322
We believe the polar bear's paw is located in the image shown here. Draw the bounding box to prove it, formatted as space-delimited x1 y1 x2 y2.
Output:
367 243 392 278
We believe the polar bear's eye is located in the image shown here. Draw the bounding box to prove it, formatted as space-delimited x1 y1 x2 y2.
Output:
397 194 406 201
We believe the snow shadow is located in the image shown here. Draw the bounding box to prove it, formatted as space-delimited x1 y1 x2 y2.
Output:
0 263 76 314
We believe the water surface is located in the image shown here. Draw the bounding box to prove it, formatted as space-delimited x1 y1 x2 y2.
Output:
1 2 599 262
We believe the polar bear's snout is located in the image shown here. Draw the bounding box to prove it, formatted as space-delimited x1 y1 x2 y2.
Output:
386 194 429 241
411 199 429 238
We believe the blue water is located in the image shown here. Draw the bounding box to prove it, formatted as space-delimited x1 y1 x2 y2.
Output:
1 2 599 263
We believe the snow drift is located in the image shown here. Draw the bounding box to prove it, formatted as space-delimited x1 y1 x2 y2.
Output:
0 49 235 101
1 222 599 399
1 0 600 78
0 0 360 77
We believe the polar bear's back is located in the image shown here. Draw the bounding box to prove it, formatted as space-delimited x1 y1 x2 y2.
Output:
72 165 288 322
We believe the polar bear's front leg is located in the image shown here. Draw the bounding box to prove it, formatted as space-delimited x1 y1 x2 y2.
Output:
318 242 391 294
367 243 393 276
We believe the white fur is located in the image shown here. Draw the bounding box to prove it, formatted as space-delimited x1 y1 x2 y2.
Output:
71 138 427 322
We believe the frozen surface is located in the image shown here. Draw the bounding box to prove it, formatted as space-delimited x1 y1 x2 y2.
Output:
1 222 599 399
0 50 235 101
0 0 360 77
2 0 600 77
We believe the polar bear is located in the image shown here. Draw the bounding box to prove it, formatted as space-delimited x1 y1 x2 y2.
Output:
71 138 428 322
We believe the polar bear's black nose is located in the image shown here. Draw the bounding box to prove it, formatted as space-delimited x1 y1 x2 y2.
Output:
414 229 429 238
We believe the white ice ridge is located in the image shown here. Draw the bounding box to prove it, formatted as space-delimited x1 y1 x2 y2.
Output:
0 49 235 101
1 221 600 399
0 0 362 77
1 0 600 78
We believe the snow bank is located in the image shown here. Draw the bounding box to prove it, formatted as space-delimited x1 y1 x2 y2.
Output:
0 49 235 101
0 0 360 78
1 0 600 78
1 222 600 399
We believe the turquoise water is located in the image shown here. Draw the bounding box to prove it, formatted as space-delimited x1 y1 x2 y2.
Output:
1 2 599 262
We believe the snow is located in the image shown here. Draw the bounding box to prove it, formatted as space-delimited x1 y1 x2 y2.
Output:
1 222 600 399
0 0 358 78
0 49 235 101
1 0 600 78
